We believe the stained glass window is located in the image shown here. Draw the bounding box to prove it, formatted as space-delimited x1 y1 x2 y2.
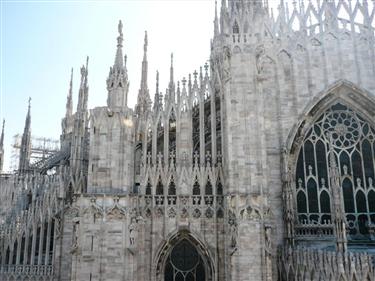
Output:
295 103 375 238
164 239 206 281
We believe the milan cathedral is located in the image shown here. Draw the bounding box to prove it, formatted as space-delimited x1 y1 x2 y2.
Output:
1 0 375 280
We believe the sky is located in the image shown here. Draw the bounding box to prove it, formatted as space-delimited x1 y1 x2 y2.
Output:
2 0 371 171
0 0 217 171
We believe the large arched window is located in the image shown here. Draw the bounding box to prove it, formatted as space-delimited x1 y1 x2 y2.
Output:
164 239 206 281
295 103 375 238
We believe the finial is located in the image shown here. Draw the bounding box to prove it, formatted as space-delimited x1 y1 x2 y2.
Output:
156 70 159 92
214 0 219 36
28 97 31 109
117 20 124 48
144 31 148 54
66 68 74 117
169 53 174 90
204 62 209 76
80 65 85 77
70 67 73 84
86 56 89 73
118 20 123 36
0 119 5 146
154 70 160 111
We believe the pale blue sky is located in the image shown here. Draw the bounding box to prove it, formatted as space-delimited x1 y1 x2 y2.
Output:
1 0 216 171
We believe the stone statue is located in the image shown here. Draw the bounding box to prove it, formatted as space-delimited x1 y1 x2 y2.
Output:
129 218 137 246
71 220 79 253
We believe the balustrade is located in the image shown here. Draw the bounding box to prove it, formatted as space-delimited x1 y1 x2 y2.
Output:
0 264 53 276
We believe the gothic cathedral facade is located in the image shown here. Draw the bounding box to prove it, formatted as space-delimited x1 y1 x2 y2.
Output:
1 1 375 281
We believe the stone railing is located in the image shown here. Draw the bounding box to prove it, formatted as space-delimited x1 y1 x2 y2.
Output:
0 265 53 277
294 222 334 240
278 246 375 281
146 195 221 207
79 194 226 220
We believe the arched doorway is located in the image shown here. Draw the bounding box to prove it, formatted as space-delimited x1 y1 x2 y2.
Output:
164 239 205 281
155 231 214 281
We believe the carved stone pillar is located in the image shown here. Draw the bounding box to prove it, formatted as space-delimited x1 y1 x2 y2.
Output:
282 149 295 249
328 138 347 253
30 225 37 265
37 222 45 265
22 230 30 265
15 236 21 265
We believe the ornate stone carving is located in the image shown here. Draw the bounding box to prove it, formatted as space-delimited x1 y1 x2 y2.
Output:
168 208 177 218
192 208 201 219
70 218 80 253
205 207 214 219
106 205 126 220
228 210 237 249
180 208 189 219
239 206 261 221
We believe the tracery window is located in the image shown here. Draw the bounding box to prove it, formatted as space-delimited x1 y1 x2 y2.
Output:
295 103 375 239
164 239 206 281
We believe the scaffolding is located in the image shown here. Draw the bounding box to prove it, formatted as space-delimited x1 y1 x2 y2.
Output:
10 134 60 171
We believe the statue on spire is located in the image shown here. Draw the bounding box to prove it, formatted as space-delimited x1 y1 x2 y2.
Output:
144 31 148 55
117 20 124 47
118 20 123 36
66 68 73 118
169 53 175 99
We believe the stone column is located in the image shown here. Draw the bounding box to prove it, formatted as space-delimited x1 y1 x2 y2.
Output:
8 245 13 265
136 217 146 281
30 224 37 265
199 86 205 164
44 219 52 265
23 230 30 265
37 222 45 265
15 237 21 265
210 86 217 162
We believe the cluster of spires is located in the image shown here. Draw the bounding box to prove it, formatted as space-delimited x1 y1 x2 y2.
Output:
0 19 182 175
0 0 273 174
4 0 371 174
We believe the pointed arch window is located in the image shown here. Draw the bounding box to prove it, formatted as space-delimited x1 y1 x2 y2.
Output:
295 103 375 238
193 181 200 196
147 126 152 156
164 239 206 281
233 21 239 34
157 119 164 156
146 181 152 195
205 181 213 195
168 181 176 195
156 179 164 195
169 111 176 149
216 179 223 195
192 98 200 160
